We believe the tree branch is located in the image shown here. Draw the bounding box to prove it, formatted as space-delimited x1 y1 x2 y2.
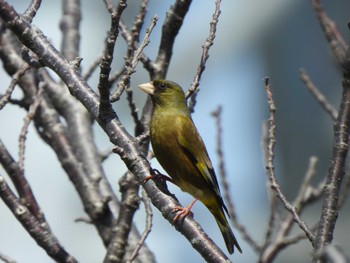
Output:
0 174 77 263
153 0 192 78
187 0 221 113
60 0 81 61
263 77 314 242
313 47 350 262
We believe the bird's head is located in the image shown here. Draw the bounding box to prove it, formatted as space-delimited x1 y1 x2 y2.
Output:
138 79 187 109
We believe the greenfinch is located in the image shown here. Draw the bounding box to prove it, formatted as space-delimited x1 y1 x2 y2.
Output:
139 79 242 254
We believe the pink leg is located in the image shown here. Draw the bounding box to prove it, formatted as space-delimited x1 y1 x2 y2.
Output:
173 198 198 223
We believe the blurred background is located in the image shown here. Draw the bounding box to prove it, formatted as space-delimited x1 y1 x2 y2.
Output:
1 0 350 262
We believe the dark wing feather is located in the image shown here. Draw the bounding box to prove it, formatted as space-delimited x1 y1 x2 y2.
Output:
175 115 222 199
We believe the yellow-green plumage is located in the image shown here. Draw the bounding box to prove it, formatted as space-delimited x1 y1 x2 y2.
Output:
139 79 242 254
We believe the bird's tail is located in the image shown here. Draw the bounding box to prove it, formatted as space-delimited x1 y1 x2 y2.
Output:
215 211 242 254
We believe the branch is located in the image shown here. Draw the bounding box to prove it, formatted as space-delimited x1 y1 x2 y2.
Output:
311 2 350 260
261 120 278 249
110 15 158 102
105 15 158 263
0 65 30 110
311 0 347 63
313 46 350 262
126 188 153 263
103 172 140 263
300 68 337 121
263 77 314 241
260 156 319 262
153 0 192 78
23 0 41 22
18 86 43 173
60 0 81 61
211 106 260 252
187 0 221 112
0 139 44 221
0 174 77 263
0 26 130 250
98 0 127 122
0 7 152 260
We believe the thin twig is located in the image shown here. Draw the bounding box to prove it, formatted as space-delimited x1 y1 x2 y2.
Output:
110 15 158 102
126 188 153 263
103 0 114 14
300 68 337 120
83 55 103 80
18 86 44 173
311 0 347 63
187 0 221 112
277 157 319 244
261 120 278 248
263 77 314 242
211 106 260 252
0 65 30 110
117 20 154 79
99 147 114 162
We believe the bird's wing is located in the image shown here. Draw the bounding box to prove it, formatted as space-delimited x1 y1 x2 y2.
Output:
175 115 222 197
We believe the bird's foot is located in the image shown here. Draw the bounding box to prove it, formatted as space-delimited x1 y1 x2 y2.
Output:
173 198 198 223
142 168 173 185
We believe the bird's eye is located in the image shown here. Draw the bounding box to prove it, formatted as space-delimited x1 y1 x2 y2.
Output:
159 83 166 90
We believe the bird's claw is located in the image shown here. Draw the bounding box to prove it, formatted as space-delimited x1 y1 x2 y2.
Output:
141 169 173 185
173 206 193 223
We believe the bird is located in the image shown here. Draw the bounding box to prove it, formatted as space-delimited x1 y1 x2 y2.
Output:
139 79 242 254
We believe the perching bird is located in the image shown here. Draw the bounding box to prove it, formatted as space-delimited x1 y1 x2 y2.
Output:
139 79 242 254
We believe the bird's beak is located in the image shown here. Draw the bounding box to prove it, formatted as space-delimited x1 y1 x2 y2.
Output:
138 82 155 95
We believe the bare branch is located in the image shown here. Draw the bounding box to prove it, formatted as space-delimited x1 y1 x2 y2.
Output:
263 77 314 242
300 68 337 121
313 62 350 261
23 0 41 22
60 0 81 61
187 0 222 112
18 85 43 173
312 3 350 259
126 188 153 263
311 0 347 63
261 107 278 250
104 172 140 263
0 65 30 110
211 105 260 252
153 0 192 78
0 139 44 221
83 54 103 80
98 0 127 122
0 174 77 263
110 15 158 102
